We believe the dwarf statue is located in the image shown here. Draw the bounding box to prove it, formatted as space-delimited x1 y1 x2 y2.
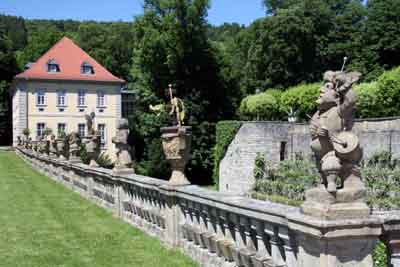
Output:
112 119 134 174
309 70 362 193
49 134 58 158
301 69 371 219
68 132 81 163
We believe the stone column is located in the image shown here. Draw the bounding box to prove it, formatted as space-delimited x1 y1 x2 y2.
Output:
288 213 382 267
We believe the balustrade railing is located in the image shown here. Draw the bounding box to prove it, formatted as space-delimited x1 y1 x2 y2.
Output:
16 147 400 267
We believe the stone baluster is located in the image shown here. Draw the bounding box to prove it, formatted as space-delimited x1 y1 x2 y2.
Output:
265 223 286 267
250 219 273 267
239 216 257 267
382 219 400 267
279 227 297 267
216 209 234 262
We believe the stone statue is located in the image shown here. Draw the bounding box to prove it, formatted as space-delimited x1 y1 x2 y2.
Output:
68 132 81 163
149 84 186 126
86 134 100 167
84 112 100 167
301 69 369 219
49 134 58 158
38 136 48 155
85 112 96 136
17 136 22 146
112 119 134 174
56 136 67 160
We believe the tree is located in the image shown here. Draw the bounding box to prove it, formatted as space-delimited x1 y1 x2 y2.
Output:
130 0 231 183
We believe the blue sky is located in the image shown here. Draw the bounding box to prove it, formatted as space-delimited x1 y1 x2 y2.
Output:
0 0 266 26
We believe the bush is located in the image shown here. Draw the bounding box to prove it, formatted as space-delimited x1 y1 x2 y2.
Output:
280 83 320 121
239 91 280 120
253 159 319 202
376 66 400 117
97 152 114 169
354 82 380 118
212 121 242 186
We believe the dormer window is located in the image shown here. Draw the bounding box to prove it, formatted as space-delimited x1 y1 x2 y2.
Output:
81 62 94 75
47 59 60 73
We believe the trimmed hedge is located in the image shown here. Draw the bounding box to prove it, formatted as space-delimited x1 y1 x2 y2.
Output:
238 66 400 121
212 121 242 186
279 83 320 121
239 91 281 120
354 82 379 118
376 66 400 117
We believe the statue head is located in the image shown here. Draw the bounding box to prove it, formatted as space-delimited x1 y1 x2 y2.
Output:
317 71 361 112
117 119 129 130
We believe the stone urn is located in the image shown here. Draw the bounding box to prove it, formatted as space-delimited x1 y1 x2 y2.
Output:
56 138 67 160
161 126 192 185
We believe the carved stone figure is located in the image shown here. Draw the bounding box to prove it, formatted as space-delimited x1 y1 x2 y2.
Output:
49 134 58 158
38 136 49 155
25 137 32 150
56 137 67 160
85 112 96 136
86 134 100 167
301 70 369 219
112 119 134 174
17 136 22 146
161 126 191 185
68 132 81 163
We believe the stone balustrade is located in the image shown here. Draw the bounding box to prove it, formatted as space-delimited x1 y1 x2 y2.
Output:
16 147 400 267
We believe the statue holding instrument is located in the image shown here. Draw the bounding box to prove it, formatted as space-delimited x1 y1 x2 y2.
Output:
301 58 370 219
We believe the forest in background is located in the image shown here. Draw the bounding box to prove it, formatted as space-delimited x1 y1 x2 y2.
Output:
1 0 400 184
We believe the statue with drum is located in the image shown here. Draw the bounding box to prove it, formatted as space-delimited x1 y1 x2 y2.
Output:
301 59 370 219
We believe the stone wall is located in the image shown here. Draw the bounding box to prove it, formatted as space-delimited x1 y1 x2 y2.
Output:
15 148 400 267
219 117 400 196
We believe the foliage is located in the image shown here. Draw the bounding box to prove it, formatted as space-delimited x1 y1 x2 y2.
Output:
280 83 320 121
96 152 114 169
43 127 52 137
253 159 319 201
373 241 387 267
354 82 379 118
254 153 266 181
22 128 30 137
79 144 90 165
0 151 195 267
252 151 400 211
375 67 400 117
239 91 280 120
212 121 242 186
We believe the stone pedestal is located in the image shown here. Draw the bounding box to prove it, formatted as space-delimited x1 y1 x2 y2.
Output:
301 186 370 220
288 212 382 267
161 126 191 186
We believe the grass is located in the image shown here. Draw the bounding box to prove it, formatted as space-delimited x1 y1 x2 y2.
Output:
0 151 196 267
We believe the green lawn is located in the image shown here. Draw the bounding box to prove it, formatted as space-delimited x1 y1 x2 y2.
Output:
0 151 196 267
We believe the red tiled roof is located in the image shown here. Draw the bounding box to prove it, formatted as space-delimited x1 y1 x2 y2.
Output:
15 37 125 84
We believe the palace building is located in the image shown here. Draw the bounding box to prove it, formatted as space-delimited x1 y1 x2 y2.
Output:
12 36 125 158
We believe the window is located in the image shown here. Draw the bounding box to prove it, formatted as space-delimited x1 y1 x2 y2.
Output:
97 124 106 148
77 90 86 106
97 91 105 107
57 123 66 137
36 90 45 106
57 90 66 106
81 62 94 74
78 123 85 138
47 59 60 73
37 123 45 138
